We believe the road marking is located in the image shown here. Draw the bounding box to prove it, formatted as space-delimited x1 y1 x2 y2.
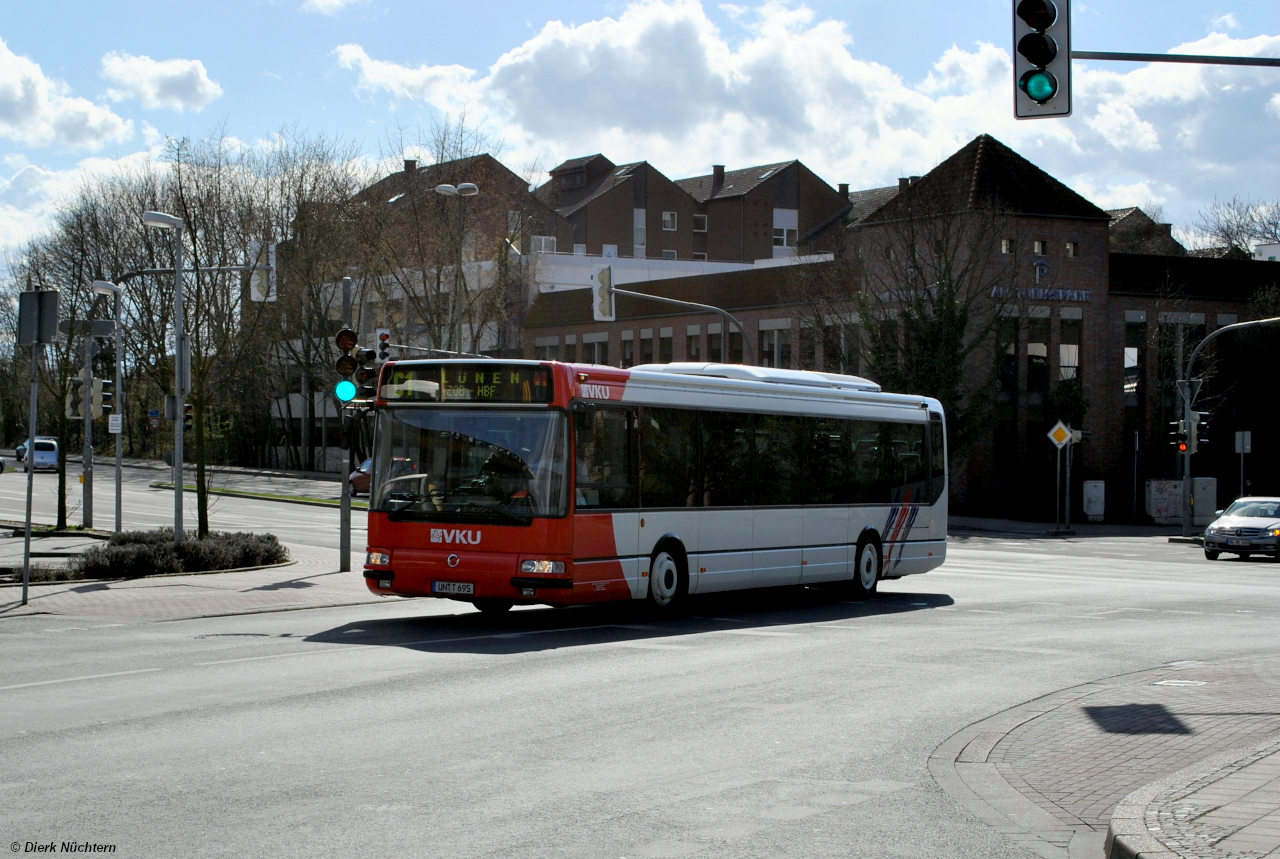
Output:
195 647 348 666
0 668 160 691
713 629 800 637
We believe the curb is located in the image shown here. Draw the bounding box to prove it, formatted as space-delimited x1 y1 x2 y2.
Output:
1105 736 1280 859
0 559 298 589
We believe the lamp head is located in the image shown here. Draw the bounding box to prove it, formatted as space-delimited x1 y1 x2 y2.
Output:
142 210 182 230
92 280 120 296
433 184 459 197
456 183 479 197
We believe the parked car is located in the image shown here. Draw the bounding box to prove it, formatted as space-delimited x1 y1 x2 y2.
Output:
16 436 57 463
24 438 59 473
1203 497 1280 561
349 458 373 496
0 454 6 474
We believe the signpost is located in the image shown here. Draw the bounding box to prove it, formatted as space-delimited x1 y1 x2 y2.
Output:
16 289 59 606
1236 431 1252 498
1047 420 1079 535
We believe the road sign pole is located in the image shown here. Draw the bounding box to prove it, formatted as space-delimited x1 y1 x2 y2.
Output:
1056 445 1062 529
1065 434 1073 532
114 291 123 532
22 343 40 606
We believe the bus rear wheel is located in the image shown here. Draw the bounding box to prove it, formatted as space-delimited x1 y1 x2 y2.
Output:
472 599 513 614
851 538 881 600
647 548 686 610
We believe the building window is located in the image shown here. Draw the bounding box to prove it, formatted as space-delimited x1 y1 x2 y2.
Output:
759 328 791 368
531 235 556 254
659 330 673 363
622 338 635 368
662 212 677 231
634 226 646 250
661 250 677 261
1033 240 1046 255
1001 239 1014 254
1059 318 1081 381
573 243 586 255
692 214 707 233
773 228 797 248
583 337 609 366
692 252 707 261
798 328 816 370
535 343 559 360
1065 241 1079 258
822 324 859 374
1027 317 1050 408
563 342 577 363
1124 321 1144 408
686 332 701 361
708 330 722 362
507 211 522 237
728 329 743 364
602 244 618 258
640 333 654 365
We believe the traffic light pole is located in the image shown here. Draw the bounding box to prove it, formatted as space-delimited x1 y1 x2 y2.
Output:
82 339 93 529
1178 315 1280 537
339 276 352 574
113 290 123 532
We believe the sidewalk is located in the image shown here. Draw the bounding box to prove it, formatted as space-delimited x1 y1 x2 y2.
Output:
0 542 390 622
931 653 1280 859
950 515 1183 539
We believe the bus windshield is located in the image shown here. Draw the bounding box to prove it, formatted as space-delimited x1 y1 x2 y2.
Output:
372 408 569 522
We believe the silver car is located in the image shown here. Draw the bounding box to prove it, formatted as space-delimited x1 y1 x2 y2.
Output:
1203 497 1280 561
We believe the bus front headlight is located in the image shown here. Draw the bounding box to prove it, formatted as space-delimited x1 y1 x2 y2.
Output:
520 560 565 574
366 550 391 567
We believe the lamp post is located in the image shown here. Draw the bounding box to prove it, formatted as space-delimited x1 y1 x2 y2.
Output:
142 210 186 546
92 280 123 532
433 183 478 352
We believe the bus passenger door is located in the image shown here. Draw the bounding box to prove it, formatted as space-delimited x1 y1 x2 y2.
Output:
573 405 641 597
750 415 803 588
801 506 849 583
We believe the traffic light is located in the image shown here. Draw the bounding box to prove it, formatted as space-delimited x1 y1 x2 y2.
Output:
183 403 193 434
1014 0 1071 119
354 347 378 399
90 378 114 418
65 378 85 419
1170 419 1189 453
592 265 615 322
1191 412 1210 454
334 327 359 403
375 328 393 363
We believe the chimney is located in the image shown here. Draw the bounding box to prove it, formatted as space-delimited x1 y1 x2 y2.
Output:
838 183 849 197
404 159 418 173
713 165 725 187
898 177 910 190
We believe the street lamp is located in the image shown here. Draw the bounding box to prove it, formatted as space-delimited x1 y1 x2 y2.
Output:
433 183 480 351
92 280 123 532
142 210 187 546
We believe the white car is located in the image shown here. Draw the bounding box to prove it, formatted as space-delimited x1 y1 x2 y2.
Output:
1203 497 1280 561
23 438 59 473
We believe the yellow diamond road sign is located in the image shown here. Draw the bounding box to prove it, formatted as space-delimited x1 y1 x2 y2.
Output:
1048 421 1071 449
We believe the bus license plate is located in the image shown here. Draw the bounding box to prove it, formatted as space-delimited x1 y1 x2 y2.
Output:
432 581 474 595
1228 539 1251 547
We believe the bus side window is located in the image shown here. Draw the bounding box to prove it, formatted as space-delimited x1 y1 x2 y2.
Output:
807 417 850 504
848 419 884 504
639 407 699 508
701 411 753 507
754 414 804 506
574 406 636 509
885 422 928 503
929 412 946 505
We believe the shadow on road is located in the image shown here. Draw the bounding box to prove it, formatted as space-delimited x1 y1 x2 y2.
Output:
305 588 955 655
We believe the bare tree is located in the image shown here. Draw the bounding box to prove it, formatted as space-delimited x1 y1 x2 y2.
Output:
1195 196 1280 254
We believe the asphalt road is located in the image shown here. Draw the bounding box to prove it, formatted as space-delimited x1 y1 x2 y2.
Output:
0 461 365 551
3 533 1279 858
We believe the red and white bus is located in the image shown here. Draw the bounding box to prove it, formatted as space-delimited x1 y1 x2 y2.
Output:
362 359 947 612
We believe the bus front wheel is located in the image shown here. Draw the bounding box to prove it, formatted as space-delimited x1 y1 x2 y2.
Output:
851 538 881 600
647 547 686 610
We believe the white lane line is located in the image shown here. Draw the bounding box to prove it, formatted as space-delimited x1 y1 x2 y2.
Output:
195 647 348 666
966 610 1004 614
0 668 160 691
712 629 800 637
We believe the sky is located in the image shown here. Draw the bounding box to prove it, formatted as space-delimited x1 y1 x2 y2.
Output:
2 0 1279 257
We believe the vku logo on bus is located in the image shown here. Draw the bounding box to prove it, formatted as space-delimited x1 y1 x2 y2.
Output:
580 383 611 399
431 528 482 546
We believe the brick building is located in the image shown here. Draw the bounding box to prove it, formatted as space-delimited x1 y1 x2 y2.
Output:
522 135 1280 521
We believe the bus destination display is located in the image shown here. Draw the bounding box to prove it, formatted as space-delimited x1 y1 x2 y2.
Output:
381 364 552 403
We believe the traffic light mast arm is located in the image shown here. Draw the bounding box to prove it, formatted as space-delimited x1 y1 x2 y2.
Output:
610 287 758 366
1073 51 1280 68
1182 315 1280 405
382 344 493 360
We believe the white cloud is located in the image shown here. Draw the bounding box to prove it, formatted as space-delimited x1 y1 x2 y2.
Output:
101 52 222 111
1211 13 1240 31
302 0 365 14
333 44 476 108
0 38 132 150
1085 100 1160 151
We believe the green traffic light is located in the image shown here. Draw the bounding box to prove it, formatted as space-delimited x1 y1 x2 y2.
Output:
1019 69 1058 104
335 379 358 402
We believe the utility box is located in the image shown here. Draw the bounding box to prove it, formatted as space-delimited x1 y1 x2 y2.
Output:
1083 481 1105 522
1193 477 1218 526
1146 480 1183 525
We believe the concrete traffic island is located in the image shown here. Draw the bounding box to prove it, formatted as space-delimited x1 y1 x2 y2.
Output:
931 654 1280 859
